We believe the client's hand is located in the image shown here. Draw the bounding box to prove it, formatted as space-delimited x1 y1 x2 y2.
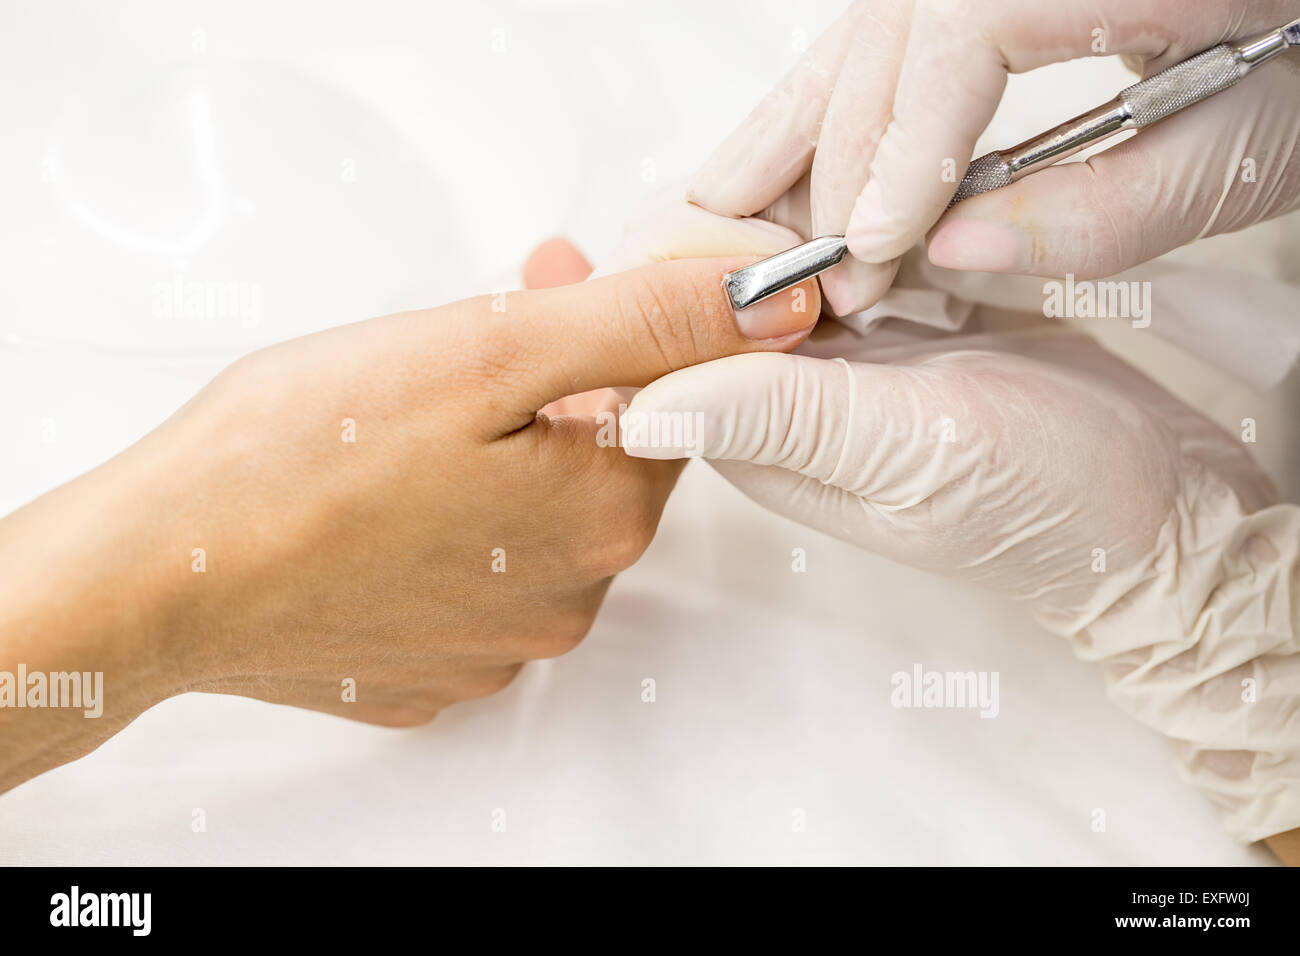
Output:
0 253 818 792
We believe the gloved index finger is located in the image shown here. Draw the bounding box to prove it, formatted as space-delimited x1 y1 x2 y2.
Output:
844 2 1007 266
842 0 1293 266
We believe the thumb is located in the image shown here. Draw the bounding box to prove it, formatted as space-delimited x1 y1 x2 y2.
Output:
620 350 979 566
617 349 1072 576
926 62 1300 278
485 256 820 433
621 350 993 504
621 352 858 482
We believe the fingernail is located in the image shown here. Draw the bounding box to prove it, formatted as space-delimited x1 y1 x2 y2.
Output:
927 218 1025 272
732 284 817 340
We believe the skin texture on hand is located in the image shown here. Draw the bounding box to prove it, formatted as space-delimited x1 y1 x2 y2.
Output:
691 0 1300 307
0 252 819 794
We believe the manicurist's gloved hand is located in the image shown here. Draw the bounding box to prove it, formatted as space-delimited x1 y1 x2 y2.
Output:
690 0 1300 314
616 201 1300 854
629 322 1300 849
0 255 819 793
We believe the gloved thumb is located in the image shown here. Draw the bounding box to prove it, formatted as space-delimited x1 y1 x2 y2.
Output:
619 346 1189 589
620 350 986 502
619 350 989 566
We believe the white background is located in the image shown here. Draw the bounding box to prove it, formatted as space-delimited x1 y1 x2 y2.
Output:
1 0 1296 864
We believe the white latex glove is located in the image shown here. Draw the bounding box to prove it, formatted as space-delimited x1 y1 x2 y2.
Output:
690 0 1300 312
611 206 1300 843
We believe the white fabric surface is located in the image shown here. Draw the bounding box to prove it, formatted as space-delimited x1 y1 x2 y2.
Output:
1 0 1296 864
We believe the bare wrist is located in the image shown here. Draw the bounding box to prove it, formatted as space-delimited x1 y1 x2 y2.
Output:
0 449 189 791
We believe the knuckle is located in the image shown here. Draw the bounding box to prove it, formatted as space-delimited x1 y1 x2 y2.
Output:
452 318 536 391
612 268 705 372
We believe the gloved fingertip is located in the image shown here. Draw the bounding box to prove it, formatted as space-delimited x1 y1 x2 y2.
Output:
845 180 937 266
619 441 693 461
817 258 896 317
686 172 749 219
683 184 711 210
817 267 859 318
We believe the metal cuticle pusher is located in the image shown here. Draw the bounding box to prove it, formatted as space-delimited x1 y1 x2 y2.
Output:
723 17 1300 311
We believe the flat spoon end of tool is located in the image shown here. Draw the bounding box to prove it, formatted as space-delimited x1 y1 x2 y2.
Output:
724 236 848 311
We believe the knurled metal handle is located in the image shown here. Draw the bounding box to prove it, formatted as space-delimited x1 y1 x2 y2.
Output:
1118 44 1243 127
950 43 1249 208
727 22 1295 311
950 153 1013 205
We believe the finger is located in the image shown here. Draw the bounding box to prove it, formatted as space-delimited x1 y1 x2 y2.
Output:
619 352 932 561
843 0 1009 265
737 171 897 319
817 254 902 318
619 352 857 482
477 256 821 433
523 237 594 289
602 199 805 271
687 2 868 217
540 387 625 419
523 239 603 418
620 350 993 506
810 23 910 315
843 0 1292 265
925 60 1300 277
539 205 809 427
